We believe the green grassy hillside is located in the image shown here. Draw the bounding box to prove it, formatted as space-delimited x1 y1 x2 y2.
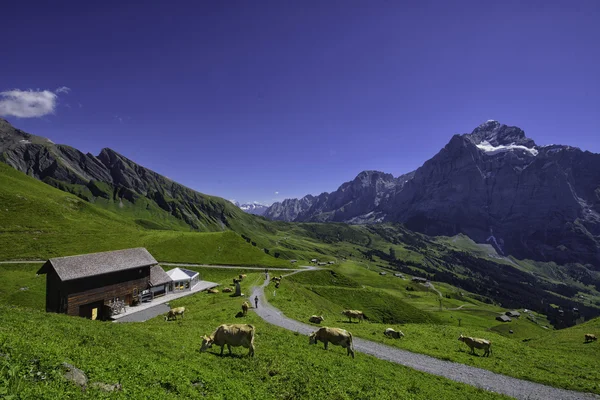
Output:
0 162 285 267
0 267 510 400
268 267 600 395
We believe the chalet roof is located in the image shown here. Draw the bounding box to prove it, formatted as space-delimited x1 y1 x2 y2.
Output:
496 314 512 322
506 310 521 317
149 265 172 287
37 248 158 282
167 267 199 281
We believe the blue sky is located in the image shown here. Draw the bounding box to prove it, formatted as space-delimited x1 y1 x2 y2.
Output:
2 0 599 205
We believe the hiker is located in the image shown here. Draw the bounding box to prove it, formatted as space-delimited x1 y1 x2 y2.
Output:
254 296 259 309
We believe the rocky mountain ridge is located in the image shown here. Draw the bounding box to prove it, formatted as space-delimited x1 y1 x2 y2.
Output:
0 118 242 231
265 121 600 264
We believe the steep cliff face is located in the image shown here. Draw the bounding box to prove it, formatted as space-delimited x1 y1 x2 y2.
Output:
265 121 600 264
385 121 600 263
0 118 241 231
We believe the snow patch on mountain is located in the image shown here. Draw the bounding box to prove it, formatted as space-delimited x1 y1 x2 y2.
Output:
476 140 539 156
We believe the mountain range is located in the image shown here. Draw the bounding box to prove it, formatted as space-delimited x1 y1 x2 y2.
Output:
0 118 245 232
231 201 269 216
264 121 600 265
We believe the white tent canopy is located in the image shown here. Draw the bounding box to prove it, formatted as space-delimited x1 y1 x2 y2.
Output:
167 268 200 291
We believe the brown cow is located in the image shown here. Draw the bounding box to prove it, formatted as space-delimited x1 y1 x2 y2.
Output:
341 309 364 323
164 307 185 321
201 324 255 357
309 315 325 324
585 333 597 343
309 327 354 358
458 334 492 357
242 301 250 316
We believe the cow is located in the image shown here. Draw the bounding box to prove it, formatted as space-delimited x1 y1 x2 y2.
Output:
458 334 492 357
200 324 255 357
239 274 247 280
585 334 597 343
309 315 325 324
207 288 219 294
164 307 185 321
223 287 233 293
384 328 404 339
341 309 364 323
275 282 280 289
242 301 250 316
309 327 354 358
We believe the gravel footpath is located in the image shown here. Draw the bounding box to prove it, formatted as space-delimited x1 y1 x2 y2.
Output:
251 272 598 400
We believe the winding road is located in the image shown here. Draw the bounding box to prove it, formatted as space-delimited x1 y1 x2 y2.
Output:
250 269 598 400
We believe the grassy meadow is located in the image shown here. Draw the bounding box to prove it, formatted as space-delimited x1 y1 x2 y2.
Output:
267 266 600 395
0 266 511 400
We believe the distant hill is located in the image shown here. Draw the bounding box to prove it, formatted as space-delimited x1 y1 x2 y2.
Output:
264 121 600 265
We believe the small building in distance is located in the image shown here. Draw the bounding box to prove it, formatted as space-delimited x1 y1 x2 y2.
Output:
412 277 428 283
379 271 387 276
37 248 170 320
328 261 335 264
317 262 327 266
167 267 200 292
506 310 521 318
394 273 404 278
290 259 297 264
496 314 512 322
311 259 318 263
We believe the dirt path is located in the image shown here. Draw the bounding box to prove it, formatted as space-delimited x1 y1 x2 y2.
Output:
250 273 598 400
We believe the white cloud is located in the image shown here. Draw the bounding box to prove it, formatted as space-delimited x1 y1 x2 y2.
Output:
55 86 71 94
274 191 279 195
0 89 59 118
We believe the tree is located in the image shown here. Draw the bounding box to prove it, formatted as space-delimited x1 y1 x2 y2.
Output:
389 247 396 259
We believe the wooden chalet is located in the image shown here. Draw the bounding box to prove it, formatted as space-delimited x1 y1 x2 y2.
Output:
37 248 170 320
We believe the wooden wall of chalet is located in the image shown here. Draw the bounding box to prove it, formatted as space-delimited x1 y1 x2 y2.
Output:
64 267 151 317
45 268 62 313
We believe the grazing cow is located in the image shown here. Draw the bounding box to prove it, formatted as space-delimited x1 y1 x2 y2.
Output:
200 324 255 357
242 301 250 316
207 288 219 294
271 277 281 283
223 287 233 293
164 307 186 321
309 327 354 358
239 274 247 280
275 282 280 289
384 328 404 339
458 334 492 357
585 334 597 343
309 315 325 324
341 309 365 323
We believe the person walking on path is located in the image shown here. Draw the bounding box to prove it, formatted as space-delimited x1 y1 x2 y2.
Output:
254 296 259 309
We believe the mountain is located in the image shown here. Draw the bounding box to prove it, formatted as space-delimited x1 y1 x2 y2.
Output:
263 170 415 223
231 201 269 216
264 121 600 264
0 118 247 232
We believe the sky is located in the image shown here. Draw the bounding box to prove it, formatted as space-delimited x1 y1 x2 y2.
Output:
2 0 599 205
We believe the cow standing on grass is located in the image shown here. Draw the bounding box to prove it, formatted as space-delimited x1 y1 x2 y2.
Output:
585 334 597 343
200 324 255 357
341 309 364 323
164 307 185 321
309 327 355 358
458 334 492 357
